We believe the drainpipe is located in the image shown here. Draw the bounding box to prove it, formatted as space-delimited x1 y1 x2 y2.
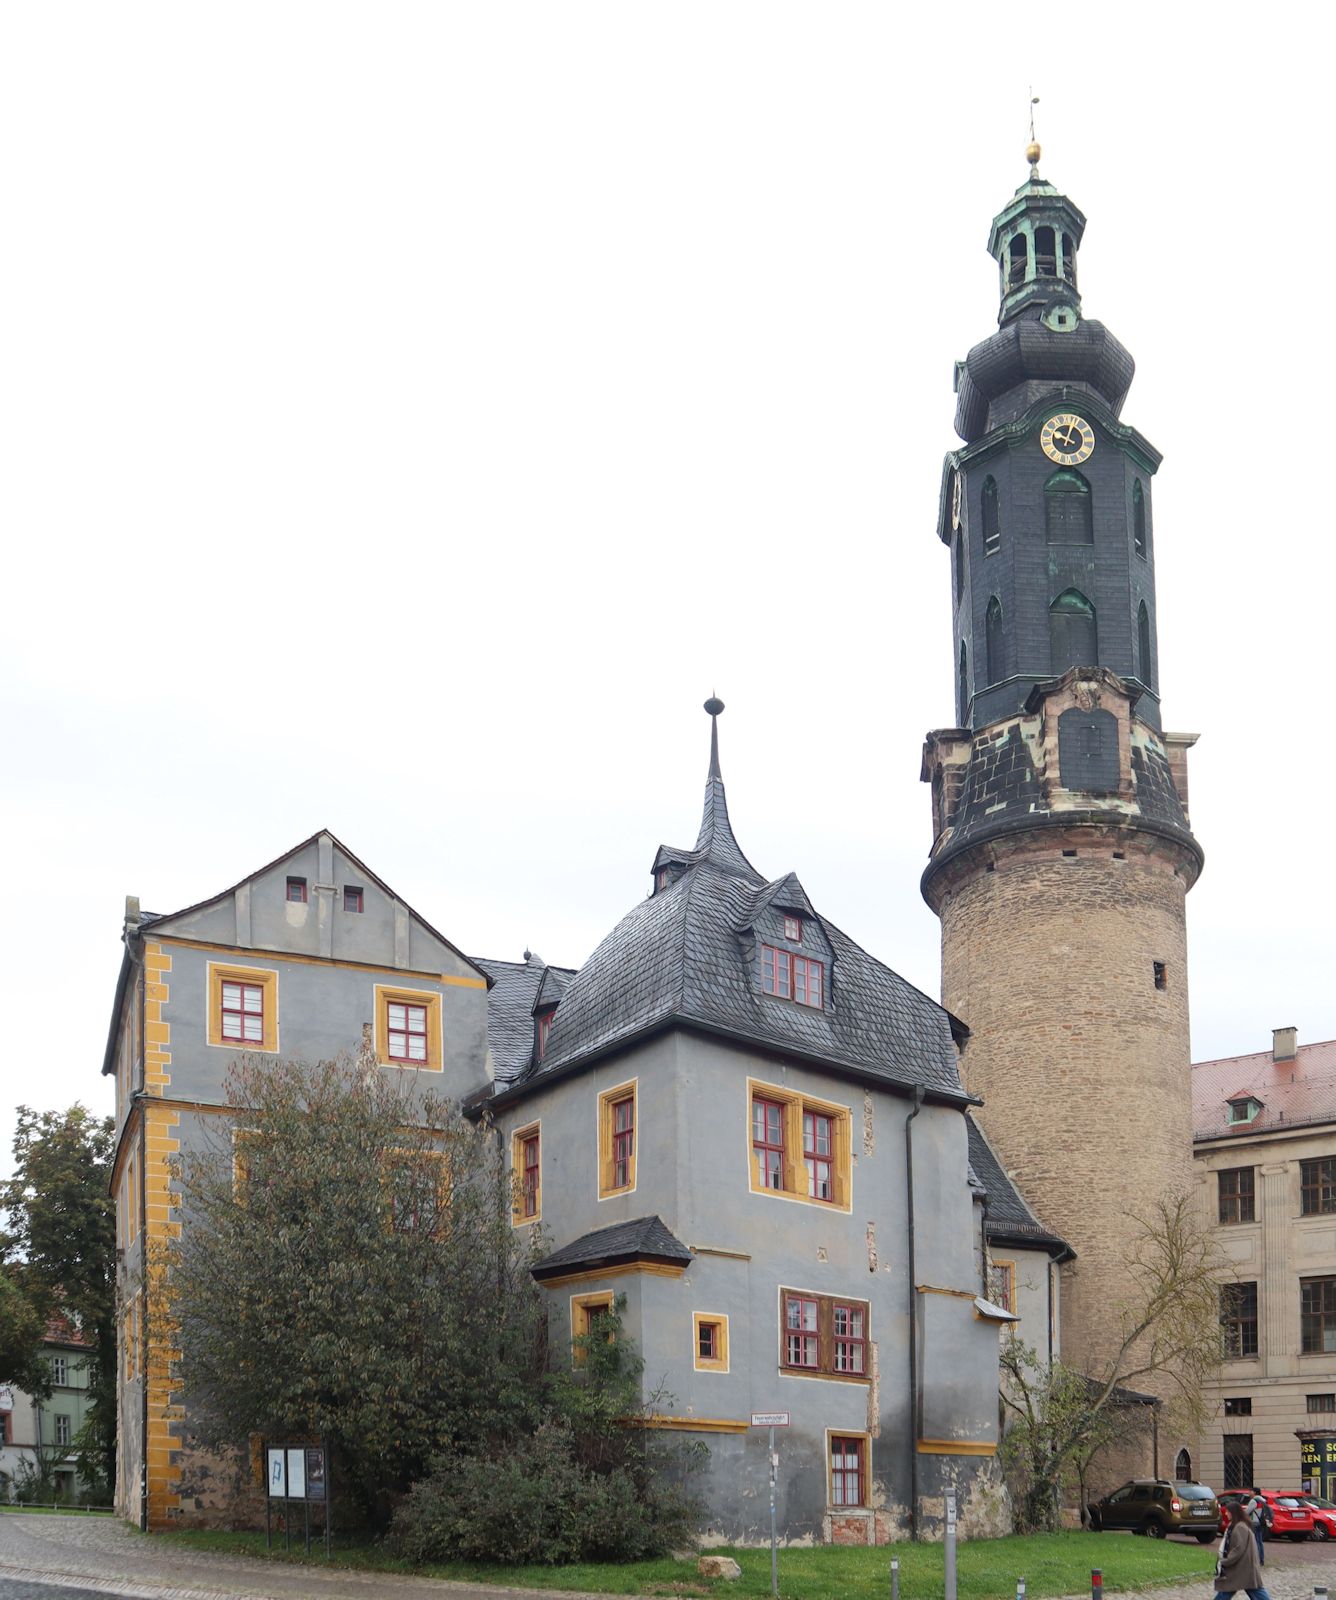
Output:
905 1085 925 1541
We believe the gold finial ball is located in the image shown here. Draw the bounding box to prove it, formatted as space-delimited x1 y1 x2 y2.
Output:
1026 140 1042 167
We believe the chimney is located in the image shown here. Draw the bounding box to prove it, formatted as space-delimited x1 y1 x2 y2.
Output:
1272 1026 1298 1063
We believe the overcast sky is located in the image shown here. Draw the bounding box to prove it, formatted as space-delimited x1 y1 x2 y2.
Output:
3 5 1332 1176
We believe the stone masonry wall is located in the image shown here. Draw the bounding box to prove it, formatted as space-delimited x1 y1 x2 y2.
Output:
938 830 1193 1395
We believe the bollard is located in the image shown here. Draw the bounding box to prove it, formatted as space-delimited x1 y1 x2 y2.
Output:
1092 1571 1103 1600
1017 1581 1027 1600
1313 1585 1328 1600
890 1557 899 1600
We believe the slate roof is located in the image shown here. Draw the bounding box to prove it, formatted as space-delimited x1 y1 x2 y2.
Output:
967 1116 1072 1259
490 718 969 1107
955 313 1135 443
532 1215 693 1280
1191 1037 1336 1142
472 954 578 1085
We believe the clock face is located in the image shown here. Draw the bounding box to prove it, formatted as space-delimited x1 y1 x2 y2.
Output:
1041 413 1095 467
950 470 962 530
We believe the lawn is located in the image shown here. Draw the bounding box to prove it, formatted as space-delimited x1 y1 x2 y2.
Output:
158 1528 1216 1600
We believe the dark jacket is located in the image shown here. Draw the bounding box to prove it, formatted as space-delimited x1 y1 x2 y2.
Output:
1214 1518 1264 1592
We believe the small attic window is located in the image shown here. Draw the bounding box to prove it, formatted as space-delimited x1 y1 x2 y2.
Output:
286 876 308 904
783 915 803 942
1227 1097 1262 1126
344 886 363 913
536 1008 557 1061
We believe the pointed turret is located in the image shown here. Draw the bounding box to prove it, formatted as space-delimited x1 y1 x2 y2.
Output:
693 696 755 876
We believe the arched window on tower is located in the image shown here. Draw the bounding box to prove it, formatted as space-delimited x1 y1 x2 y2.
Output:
982 476 1000 556
1138 600 1153 688
958 641 969 725
1175 1448 1192 1483
1049 589 1097 675
1045 469 1093 544
985 597 1003 685
954 531 964 607
1133 479 1147 559
1035 225 1057 277
1008 233 1027 288
1061 232 1077 287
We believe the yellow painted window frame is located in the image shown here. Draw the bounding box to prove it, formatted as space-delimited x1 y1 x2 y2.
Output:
693 1311 730 1373
374 983 444 1072
825 1426 872 1510
512 1121 542 1225
571 1290 615 1368
988 1258 1016 1314
232 1127 259 1198
207 961 279 1053
746 1077 853 1212
382 1147 452 1234
598 1079 638 1199
122 1293 140 1382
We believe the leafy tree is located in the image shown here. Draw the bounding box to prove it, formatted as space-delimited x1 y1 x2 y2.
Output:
998 1194 1224 1532
0 1104 117 1495
0 1268 50 1399
164 1056 550 1527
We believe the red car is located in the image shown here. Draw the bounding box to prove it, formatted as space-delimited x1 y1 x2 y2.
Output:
1218 1490 1315 1539
1284 1493 1336 1541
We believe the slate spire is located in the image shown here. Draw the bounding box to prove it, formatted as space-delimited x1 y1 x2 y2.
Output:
694 696 755 876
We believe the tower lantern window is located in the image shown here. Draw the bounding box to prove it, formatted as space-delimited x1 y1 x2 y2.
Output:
1035 225 1057 277
1008 233 1027 288
1061 232 1077 286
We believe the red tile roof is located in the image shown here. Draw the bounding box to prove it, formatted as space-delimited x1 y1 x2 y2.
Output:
1192 1038 1336 1142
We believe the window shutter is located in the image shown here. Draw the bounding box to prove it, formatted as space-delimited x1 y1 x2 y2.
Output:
782 1098 802 1196
830 1114 851 1209
599 1098 616 1195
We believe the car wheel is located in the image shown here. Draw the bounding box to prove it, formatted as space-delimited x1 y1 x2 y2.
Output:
1143 1518 1167 1539
1313 1524 1330 1542
1089 1512 1103 1532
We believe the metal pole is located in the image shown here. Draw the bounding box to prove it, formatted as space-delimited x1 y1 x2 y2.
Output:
1017 1580 1026 1600
890 1557 899 1600
1313 1586 1328 1600
769 1425 778 1600
944 1486 957 1600
1092 1570 1103 1600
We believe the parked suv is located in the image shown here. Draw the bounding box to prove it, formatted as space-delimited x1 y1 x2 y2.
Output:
1218 1490 1314 1540
1090 1479 1221 1540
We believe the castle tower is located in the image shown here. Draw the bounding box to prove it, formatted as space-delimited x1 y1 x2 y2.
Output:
920 147 1204 1384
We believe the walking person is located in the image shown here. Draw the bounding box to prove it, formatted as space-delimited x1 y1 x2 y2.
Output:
1215 1501 1271 1600
1242 1491 1268 1564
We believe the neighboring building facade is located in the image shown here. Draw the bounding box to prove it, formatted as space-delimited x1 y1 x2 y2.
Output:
0 1320 98 1503
103 832 491 1527
1192 1028 1336 1497
919 146 1202 1479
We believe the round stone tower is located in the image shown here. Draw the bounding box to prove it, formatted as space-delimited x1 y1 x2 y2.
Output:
920 148 1204 1383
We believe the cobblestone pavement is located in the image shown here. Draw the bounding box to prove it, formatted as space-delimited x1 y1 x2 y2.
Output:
1 1514 1332 1600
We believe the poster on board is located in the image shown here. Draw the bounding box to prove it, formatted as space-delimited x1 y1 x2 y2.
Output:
285 1447 306 1499
305 1448 326 1500
266 1448 286 1498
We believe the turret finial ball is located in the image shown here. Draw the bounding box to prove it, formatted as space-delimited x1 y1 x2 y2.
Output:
1026 140 1042 167
704 696 725 717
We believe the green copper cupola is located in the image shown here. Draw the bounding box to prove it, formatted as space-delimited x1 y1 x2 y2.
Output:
987 147 1086 329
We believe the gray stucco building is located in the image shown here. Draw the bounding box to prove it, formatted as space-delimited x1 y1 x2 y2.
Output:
103 708 1058 1541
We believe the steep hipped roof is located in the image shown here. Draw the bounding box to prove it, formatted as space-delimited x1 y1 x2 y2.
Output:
967 1116 1072 1260
1192 1037 1336 1142
492 703 969 1107
532 1215 692 1281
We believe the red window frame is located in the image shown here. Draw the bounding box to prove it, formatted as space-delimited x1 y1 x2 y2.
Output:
536 1010 556 1060
521 1133 540 1218
793 955 823 1008
833 1303 866 1374
830 1436 864 1506
783 914 803 942
804 1110 834 1201
387 1001 428 1063
753 1097 785 1190
698 1320 719 1362
286 876 307 903
220 980 265 1043
762 943 824 1008
612 1094 635 1189
344 886 363 913
784 1294 819 1369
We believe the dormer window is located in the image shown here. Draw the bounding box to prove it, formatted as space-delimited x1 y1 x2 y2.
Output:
761 944 824 1010
1227 1096 1262 1126
783 915 802 942
536 1008 556 1061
